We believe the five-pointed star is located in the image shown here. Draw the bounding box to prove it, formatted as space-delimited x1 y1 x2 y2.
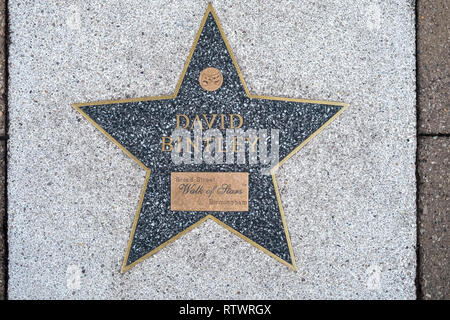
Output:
73 4 348 272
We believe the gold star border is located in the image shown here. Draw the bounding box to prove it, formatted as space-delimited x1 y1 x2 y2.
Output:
72 3 349 273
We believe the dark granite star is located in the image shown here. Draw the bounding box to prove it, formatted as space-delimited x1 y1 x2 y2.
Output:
73 4 347 272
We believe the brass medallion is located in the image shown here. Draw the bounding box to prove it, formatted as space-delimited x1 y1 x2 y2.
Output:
199 67 223 91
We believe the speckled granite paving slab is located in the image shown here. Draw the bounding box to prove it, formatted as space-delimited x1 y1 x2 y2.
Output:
8 1 416 299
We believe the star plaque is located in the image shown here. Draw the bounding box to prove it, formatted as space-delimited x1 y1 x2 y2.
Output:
73 4 348 272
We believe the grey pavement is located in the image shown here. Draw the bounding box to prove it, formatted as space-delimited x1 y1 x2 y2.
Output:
6 0 416 299
0 0 6 301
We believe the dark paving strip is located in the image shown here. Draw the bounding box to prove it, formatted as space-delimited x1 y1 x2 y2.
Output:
0 0 446 300
417 137 449 299
417 0 450 300
417 0 449 135
0 141 4 300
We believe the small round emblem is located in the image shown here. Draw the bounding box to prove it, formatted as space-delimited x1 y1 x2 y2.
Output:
199 67 223 91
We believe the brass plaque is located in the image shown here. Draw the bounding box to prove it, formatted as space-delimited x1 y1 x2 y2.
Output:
171 172 248 211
